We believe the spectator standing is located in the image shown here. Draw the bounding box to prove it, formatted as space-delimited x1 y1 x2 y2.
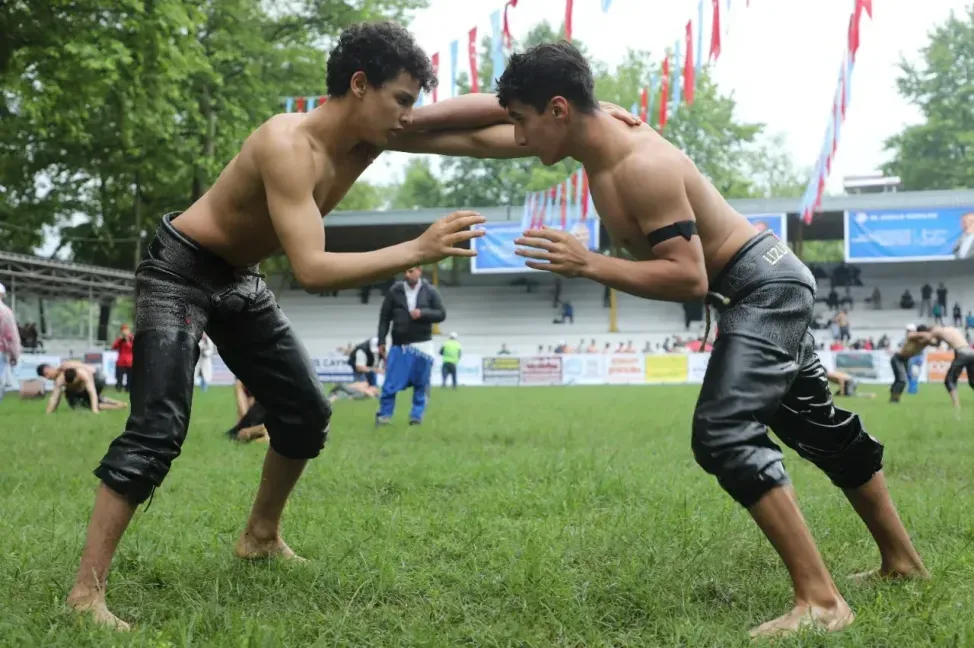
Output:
376 266 445 426
111 324 135 392
440 332 462 389
920 283 933 317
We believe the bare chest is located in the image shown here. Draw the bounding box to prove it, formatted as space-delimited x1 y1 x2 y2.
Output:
312 147 377 217
589 179 656 260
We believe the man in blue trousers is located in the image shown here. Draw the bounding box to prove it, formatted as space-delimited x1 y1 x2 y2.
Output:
376 265 445 426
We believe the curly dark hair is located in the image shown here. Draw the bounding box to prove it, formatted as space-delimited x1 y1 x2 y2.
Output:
326 21 437 97
496 41 598 114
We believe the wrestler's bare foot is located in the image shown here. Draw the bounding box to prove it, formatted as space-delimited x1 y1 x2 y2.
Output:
66 587 131 631
849 561 930 583
234 528 307 562
749 600 854 639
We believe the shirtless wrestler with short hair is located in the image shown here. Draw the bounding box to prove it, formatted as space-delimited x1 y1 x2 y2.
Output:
926 325 974 417
390 41 928 637
67 21 490 630
37 361 128 413
890 324 932 403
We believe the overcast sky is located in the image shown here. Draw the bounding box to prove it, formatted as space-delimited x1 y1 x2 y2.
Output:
362 0 965 192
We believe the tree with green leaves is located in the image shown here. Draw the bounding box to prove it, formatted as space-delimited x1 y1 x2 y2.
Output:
882 5 974 190
0 0 428 268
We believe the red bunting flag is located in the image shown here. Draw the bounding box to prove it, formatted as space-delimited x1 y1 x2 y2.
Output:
468 27 479 93
659 57 670 131
709 0 722 62
318 96 327 107
581 170 590 220
848 13 860 61
431 53 440 102
295 97 306 112
859 0 872 19
565 0 574 42
684 20 695 105
561 181 570 228
548 186 557 227
639 87 648 122
569 171 579 222
503 0 518 48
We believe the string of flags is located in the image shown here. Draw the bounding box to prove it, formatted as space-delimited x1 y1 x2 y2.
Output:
282 0 739 113
798 0 872 225
523 0 745 233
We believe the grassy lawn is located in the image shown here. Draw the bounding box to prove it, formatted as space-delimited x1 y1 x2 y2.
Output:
1 383 972 647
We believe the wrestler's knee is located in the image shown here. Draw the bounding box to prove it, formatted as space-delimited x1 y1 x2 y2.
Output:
267 391 332 460
800 408 884 490
94 421 186 505
691 414 790 508
944 375 957 392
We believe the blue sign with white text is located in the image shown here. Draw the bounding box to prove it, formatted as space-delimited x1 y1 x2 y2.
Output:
745 213 787 242
471 220 601 274
845 207 974 263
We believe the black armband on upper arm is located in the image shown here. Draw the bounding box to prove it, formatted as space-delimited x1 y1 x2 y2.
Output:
646 220 697 247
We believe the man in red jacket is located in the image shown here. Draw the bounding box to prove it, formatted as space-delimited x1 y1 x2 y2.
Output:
110 325 134 393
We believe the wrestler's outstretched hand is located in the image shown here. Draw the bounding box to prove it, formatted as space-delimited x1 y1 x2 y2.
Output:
416 211 486 262
514 226 591 277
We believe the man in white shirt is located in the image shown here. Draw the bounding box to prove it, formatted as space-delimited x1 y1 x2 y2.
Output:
375 266 445 425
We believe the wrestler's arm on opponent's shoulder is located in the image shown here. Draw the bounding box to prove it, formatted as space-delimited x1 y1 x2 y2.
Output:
258 130 433 291
386 124 533 159
408 93 510 132
582 158 708 302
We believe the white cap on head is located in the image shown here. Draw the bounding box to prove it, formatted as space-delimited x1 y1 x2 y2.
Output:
449 332 458 339
369 336 379 352
905 323 917 332
0 282 6 295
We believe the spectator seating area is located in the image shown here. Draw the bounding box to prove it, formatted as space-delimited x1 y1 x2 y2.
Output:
275 259 974 357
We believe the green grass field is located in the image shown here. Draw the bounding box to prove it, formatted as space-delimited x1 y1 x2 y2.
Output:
1 383 972 647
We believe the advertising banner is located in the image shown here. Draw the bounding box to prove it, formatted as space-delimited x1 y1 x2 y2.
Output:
561 353 606 385
520 355 563 385
482 356 521 385
432 354 484 386
644 354 688 383
605 353 645 384
745 213 787 242
845 207 974 263
925 350 965 384
687 352 711 384
312 355 355 383
4 353 61 392
471 220 600 274
834 351 894 384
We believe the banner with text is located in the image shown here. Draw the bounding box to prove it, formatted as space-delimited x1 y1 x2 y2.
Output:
925 351 966 383
520 356 563 385
471 220 600 274
561 354 606 385
605 353 645 384
834 351 895 384
746 213 787 242
482 356 521 385
433 354 484 386
845 207 974 263
644 354 688 383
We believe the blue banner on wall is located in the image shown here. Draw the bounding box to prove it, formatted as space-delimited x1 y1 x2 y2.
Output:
471 220 601 274
745 213 787 242
845 207 974 263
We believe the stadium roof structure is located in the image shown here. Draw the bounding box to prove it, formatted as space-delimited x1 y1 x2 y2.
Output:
321 188 974 253
0 250 135 301
325 188 974 228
